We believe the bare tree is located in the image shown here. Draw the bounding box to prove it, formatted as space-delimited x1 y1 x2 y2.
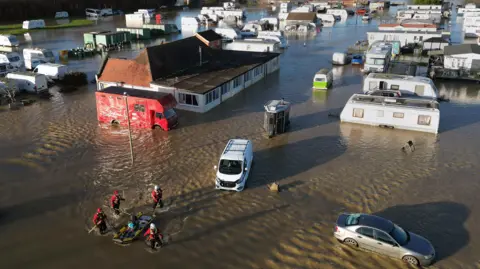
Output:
0 78 17 104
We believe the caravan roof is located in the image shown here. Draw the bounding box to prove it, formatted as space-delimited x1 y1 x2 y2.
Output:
367 73 434 84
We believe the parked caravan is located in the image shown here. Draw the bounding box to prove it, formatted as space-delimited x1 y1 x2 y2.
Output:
0 63 17 76
257 31 288 48
327 9 348 20
214 27 241 40
363 73 439 99
137 9 155 19
54 11 69 19
22 20 45 30
214 139 254 192
33 63 68 80
364 43 392 73
86 8 113 17
6 72 48 93
0 52 24 70
23 48 55 70
260 17 279 30
96 87 178 130
317 14 335 23
332 52 350 65
0 35 19 47
223 39 280 53
340 94 440 134
313 68 333 89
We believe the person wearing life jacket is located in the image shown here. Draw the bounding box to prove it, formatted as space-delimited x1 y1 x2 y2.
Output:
110 190 125 215
144 223 163 249
125 215 138 237
92 208 108 234
151 185 164 210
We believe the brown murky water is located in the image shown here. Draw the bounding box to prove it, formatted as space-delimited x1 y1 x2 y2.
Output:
1 7 480 269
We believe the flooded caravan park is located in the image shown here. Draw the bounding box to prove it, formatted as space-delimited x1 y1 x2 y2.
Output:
1 6 480 269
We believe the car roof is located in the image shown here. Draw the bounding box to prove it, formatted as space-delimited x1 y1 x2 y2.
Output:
358 214 394 233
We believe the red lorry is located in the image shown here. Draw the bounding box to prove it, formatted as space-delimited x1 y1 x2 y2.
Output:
96 86 178 131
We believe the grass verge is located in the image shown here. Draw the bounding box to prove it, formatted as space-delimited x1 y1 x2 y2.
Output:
0 19 94 35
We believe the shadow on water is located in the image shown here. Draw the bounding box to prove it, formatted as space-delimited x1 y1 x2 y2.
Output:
289 108 343 132
0 192 81 227
375 202 470 262
248 135 347 189
439 104 480 133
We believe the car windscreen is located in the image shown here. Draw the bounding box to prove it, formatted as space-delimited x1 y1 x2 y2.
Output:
390 224 409 246
164 108 176 119
345 213 361 226
219 159 243 175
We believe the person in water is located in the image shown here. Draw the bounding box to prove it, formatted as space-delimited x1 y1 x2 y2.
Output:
92 208 108 234
110 190 125 215
144 223 163 249
125 215 138 238
151 185 164 210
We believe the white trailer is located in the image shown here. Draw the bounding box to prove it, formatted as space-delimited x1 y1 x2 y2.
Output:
33 63 68 80
367 30 445 46
363 73 439 99
340 94 440 134
6 72 48 94
22 20 45 30
223 39 280 53
23 48 55 70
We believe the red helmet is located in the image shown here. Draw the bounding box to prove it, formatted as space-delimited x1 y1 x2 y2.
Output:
114 190 119 195
97 208 102 213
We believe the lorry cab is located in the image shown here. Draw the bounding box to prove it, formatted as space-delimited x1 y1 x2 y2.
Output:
313 68 333 89
264 99 291 138
214 139 253 192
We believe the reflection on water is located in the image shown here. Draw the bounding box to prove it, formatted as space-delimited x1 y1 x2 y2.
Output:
438 83 480 104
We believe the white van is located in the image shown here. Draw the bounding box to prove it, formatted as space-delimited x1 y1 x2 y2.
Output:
0 63 17 76
214 27 241 40
0 35 19 47
34 63 68 80
22 20 46 30
214 139 254 192
332 52 350 65
23 48 55 70
0 52 24 70
55 11 69 19
6 72 48 93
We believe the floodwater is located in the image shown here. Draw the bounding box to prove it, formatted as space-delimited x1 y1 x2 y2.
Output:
1 6 480 269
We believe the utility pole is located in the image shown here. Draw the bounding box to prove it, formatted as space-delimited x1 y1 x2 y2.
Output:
124 92 134 166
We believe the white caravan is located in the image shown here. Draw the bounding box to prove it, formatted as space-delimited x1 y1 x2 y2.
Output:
33 63 68 80
23 48 55 70
6 72 48 94
327 9 348 20
0 52 24 70
214 139 254 192
214 27 241 40
340 94 440 134
22 20 45 30
0 35 19 47
223 39 280 53
181 17 201 27
257 31 288 48
363 73 439 99
317 14 335 23
85 8 113 17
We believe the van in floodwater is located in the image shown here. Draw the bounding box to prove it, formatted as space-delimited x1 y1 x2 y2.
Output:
0 35 19 47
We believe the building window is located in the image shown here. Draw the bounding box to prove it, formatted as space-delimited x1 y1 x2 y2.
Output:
244 71 250 82
377 110 384 117
418 115 431 125
254 66 263 77
134 104 145 112
393 112 404 118
233 76 242 88
205 88 219 105
179 93 199 106
353 108 364 118
221 82 230 95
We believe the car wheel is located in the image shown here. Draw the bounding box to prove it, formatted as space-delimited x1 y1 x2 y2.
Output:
343 238 358 247
402 255 419 266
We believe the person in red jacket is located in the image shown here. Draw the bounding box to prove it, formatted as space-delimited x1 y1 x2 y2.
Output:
151 185 164 210
144 223 163 249
110 190 125 215
92 208 108 234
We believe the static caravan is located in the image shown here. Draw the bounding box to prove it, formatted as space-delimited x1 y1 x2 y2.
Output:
327 9 348 20
257 31 288 48
223 39 281 53
458 7 480 16
317 14 335 23
340 94 440 134
363 73 438 99
364 44 392 73
22 20 45 30
367 30 445 46
215 28 241 40
465 25 480 38
0 35 19 47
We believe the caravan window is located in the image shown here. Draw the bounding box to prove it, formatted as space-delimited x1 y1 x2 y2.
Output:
393 112 404 118
353 108 364 118
391 84 400 90
418 115 431 125
8 56 20 62
366 58 385 65
8 36 18 43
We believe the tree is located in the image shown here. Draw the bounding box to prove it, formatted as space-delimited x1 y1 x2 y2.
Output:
413 0 442 5
0 78 17 104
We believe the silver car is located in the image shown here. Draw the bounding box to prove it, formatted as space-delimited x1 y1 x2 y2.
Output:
334 213 435 266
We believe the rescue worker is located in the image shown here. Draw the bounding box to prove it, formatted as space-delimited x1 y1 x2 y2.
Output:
151 185 164 210
144 223 163 250
110 190 125 215
92 208 108 234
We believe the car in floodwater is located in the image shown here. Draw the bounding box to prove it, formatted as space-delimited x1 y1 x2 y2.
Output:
334 213 435 266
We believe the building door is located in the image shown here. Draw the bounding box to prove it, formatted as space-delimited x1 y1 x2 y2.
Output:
379 81 387 90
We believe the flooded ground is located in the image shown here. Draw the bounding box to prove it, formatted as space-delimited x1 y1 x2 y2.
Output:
1 6 480 269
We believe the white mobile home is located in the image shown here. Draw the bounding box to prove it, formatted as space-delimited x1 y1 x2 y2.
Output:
327 9 348 20
363 73 439 99
367 30 446 46
443 44 480 71
215 28 241 40
257 31 288 48
316 14 335 23
223 39 281 53
340 94 440 134
22 20 45 30
378 23 437 32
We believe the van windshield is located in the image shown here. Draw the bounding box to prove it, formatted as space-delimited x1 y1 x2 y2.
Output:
219 159 243 175
164 108 176 119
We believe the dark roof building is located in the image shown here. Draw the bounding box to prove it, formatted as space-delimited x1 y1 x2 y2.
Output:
97 32 281 113
444 44 480 56
286 12 317 23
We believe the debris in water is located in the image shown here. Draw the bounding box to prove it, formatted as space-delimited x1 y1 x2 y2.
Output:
402 140 415 153
269 182 280 192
